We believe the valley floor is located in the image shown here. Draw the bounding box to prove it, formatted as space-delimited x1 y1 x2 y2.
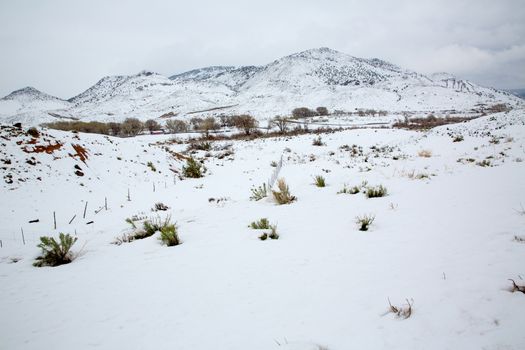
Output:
0 110 524 350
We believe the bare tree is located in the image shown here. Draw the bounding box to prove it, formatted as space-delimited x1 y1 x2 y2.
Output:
145 119 161 133
121 118 144 137
166 119 189 133
232 114 259 135
316 107 329 116
197 117 220 137
270 116 289 133
292 107 316 118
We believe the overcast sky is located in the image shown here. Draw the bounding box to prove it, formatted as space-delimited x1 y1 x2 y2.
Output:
0 0 524 98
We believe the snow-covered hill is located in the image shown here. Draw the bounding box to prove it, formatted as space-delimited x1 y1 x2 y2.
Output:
1 48 523 125
0 87 73 125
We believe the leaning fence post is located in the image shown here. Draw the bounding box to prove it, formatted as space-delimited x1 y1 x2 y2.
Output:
21 228 25 245
68 214 76 224
105 197 108 211
53 212 57 230
0 239 2 248
83 202 88 219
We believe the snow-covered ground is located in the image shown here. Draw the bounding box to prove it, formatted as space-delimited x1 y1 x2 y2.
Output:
0 109 524 350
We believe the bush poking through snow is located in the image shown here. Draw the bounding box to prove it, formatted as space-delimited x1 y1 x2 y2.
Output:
314 175 326 187
355 214 375 231
268 225 279 240
120 216 175 242
476 159 491 167
272 178 296 205
147 161 157 172
182 157 204 178
33 233 77 267
337 184 360 194
258 226 279 241
508 279 525 294
366 185 388 198
250 218 271 229
452 135 464 142
418 150 432 158
27 127 40 138
387 298 414 319
250 183 268 201
153 202 169 211
159 223 181 247
513 235 525 243
312 136 325 146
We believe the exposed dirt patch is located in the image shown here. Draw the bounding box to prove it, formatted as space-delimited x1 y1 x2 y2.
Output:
22 142 63 154
69 144 89 164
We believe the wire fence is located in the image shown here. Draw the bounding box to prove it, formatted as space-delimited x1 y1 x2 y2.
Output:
268 154 283 190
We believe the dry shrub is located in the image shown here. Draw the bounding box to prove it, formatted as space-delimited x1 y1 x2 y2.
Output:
387 298 414 319
508 279 525 294
272 178 296 205
418 150 432 158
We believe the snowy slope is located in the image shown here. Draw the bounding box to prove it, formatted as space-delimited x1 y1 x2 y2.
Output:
1 48 523 126
0 108 524 349
0 87 73 125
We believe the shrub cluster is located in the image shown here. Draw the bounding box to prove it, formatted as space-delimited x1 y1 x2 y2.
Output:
182 157 205 178
366 185 388 198
355 214 375 231
33 233 77 267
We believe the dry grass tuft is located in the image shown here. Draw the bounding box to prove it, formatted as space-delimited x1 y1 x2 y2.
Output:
418 149 432 158
272 178 296 205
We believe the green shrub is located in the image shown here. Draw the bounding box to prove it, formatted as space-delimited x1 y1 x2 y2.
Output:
366 185 388 198
147 161 157 172
250 218 270 229
272 178 296 205
123 216 174 241
182 157 204 178
258 233 268 240
268 225 279 240
159 224 181 246
314 175 326 187
250 183 268 201
355 214 375 231
338 184 361 194
33 233 77 267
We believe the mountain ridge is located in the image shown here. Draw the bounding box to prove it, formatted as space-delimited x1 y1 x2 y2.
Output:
1 47 522 125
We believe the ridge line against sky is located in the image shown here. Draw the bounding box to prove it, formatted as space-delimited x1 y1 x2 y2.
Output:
0 0 524 99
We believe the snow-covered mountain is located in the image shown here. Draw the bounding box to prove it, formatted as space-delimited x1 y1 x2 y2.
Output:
0 87 73 125
1 48 522 125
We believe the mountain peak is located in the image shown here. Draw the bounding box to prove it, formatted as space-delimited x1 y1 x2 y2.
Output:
1 86 62 101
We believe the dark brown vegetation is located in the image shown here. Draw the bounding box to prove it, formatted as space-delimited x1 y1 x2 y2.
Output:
393 114 479 130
